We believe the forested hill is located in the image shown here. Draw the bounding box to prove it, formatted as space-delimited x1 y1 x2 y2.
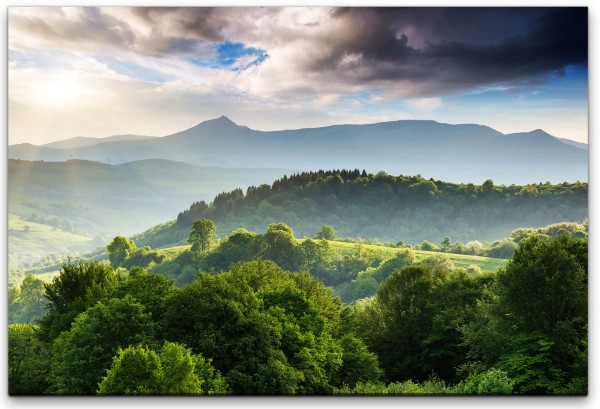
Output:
154 170 587 247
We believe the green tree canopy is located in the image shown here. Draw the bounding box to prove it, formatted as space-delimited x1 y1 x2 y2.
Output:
40 260 118 341
356 265 488 383
463 234 588 394
8 324 50 395
48 296 156 394
315 225 337 241
161 260 351 394
9 274 47 324
107 236 137 268
261 223 304 271
188 219 216 253
98 342 229 395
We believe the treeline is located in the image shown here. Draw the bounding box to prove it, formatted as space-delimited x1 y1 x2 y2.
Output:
412 220 588 259
174 170 587 245
142 220 585 303
9 233 587 395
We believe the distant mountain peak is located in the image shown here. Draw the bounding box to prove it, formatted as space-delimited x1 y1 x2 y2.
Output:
204 115 237 125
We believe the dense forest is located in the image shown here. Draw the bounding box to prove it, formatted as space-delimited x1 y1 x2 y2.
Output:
9 217 588 395
8 171 588 396
134 170 587 249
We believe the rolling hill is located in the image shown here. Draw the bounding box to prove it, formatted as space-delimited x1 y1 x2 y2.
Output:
9 116 588 185
127 170 587 251
8 158 293 268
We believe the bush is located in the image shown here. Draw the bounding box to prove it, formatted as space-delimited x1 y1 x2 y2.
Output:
459 369 514 395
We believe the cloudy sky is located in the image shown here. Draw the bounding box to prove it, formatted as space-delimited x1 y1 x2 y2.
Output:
8 6 588 145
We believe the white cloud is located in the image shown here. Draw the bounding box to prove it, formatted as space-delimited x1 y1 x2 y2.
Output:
408 97 443 112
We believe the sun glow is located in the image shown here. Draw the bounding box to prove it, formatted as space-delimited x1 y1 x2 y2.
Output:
37 76 86 108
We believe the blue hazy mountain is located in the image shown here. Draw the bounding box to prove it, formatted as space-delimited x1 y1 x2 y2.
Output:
9 116 587 184
41 134 156 149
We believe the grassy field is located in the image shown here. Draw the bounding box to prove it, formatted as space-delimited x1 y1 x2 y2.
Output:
153 239 508 273
157 245 191 258
34 270 62 282
327 240 508 272
26 237 508 285
8 213 94 270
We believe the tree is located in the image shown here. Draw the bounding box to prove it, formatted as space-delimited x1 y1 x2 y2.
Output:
357 266 437 382
97 344 162 395
8 324 50 395
419 253 455 273
371 249 416 282
440 236 452 251
301 238 334 275
356 265 487 384
487 239 517 258
261 223 304 271
188 219 216 253
494 235 587 393
161 264 300 394
315 225 337 241
9 274 47 324
40 260 118 341
337 334 383 388
161 260 345 394
419 240 438 251
200 228 260 272
98 342 229 395
482 179 495 191
459 369 514 395
48 296 156 394
106 267 174 322
107 236 137 268
463 234 588 394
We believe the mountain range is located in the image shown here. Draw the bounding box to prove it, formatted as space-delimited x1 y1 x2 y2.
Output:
9 116 587 185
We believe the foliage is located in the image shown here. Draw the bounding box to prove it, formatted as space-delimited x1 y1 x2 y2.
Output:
174 171 587 246
419 240 438 251
47 296 157 394
336 248 417 303
8 324 50 395
39 260 118 341
419 253 455 273
188 219 216 253
121 246 164 269
335 378 456 395
315 225 337 241
336 334 383 388
105 267 175 322
97 344 162 395
107 236 137 268
160 260 352 394
355 265 491 384
458 369 514 395
462 234 588 394
8 224 587 396
9 274 47 324
97 342 229 395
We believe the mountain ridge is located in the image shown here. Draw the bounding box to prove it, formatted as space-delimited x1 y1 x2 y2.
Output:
8 116 588 185
41 134 156 149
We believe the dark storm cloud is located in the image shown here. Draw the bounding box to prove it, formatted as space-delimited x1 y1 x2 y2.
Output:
9 7 133 50
9 6 588 97
131 7 225 43
9 6 229 56
319 7 587 94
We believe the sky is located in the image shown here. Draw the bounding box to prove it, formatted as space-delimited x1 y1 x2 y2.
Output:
7 6 589 145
